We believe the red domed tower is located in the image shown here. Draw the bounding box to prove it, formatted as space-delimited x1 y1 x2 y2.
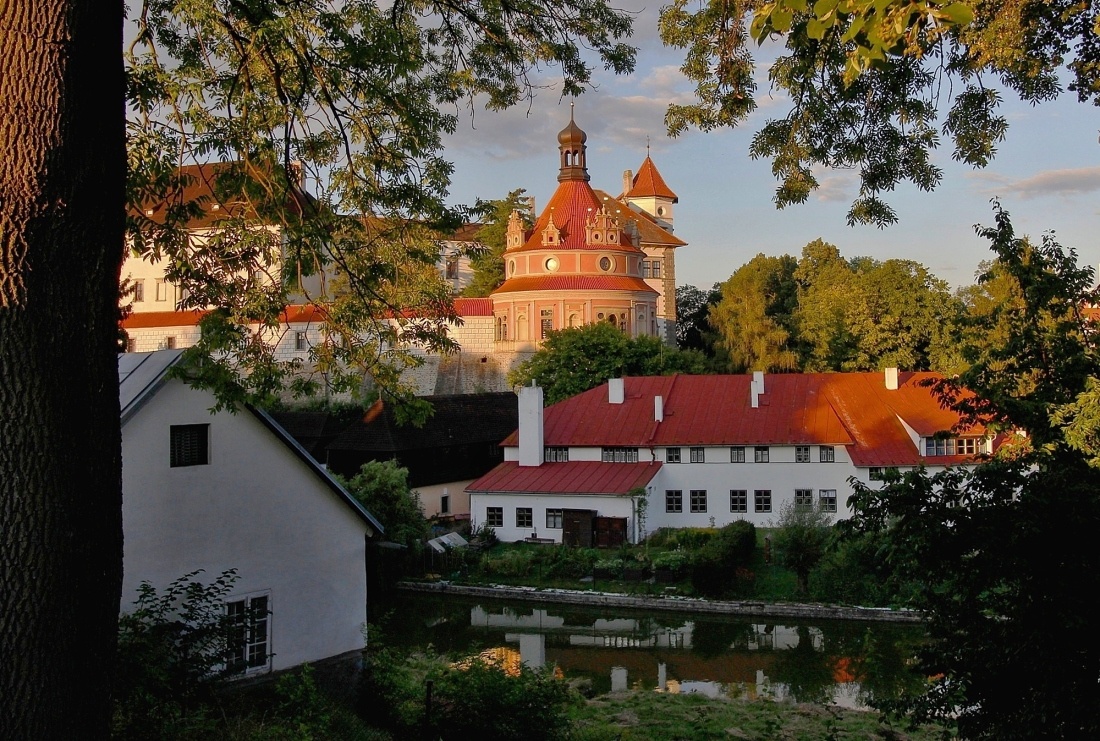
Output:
491 109 660 348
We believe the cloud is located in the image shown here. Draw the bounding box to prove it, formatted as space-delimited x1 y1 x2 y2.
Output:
970 167 1100 199
811 167 856 203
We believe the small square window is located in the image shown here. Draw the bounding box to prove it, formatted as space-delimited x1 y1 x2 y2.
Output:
690 447 705 463
730 446 745 463
546 509 563 529
294 331 308 351
819 489 837 513
869 467 883 481
651 260 661 278
164 336 176 350
795 445 810 463
754 446 769 463
754 490 772 513
794 489 813 509
486 507 504 528
544 446 569 462
666 447 681 463
641 261 651 278
819 446 835 463
690 490 707 513
170 424 209 467
602 447 639 463
516 507 533 528
665 490 683 513
125 337 137 353
730 490 747 513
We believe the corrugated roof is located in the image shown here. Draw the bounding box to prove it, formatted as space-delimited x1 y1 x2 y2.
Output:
627 156 678 202
467 461 661 495
499 373 985 468
492 275 658 295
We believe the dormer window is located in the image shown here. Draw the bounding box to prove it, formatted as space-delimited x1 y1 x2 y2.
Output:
924 437 984 456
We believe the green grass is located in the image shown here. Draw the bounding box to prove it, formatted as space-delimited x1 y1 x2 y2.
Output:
569 691 951 741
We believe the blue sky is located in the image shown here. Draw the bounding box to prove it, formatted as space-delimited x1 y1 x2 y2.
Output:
438 2 1100 292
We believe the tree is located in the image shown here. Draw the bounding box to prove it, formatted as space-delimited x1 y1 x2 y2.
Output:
3 1 637 736
462 189 533 298
772 501 832 596
508 322 709 404
659 0 1098 225
709 254 800 372
846 205 1100 738
339 460 428 549
674 283 720 353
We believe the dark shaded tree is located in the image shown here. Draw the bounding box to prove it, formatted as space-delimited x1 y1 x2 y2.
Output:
674 283 720 353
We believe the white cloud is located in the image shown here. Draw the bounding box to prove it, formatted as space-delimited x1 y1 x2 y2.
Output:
970 166 1100 199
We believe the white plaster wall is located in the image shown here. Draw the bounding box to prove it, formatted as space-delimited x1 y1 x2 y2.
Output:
121 379 368 672
469 492 636 543
417 480 473 518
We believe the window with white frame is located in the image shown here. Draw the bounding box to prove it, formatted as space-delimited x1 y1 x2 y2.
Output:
155 279 167 302
754 446 770 463
486 507 503 527
651 260 661 278
641 261 651 278
294 331 307 351
794 489 813 509
544 446 569 462
819 489 838 512
516 507 533 528
795 445 810 463
730 490 747 513
754 490 772 513
546 509 563 529
226 594 270 673
133 280 145 302
689 447 705 463
665 490 683 513
170 424 209 467
819 445 835 463
666 447 681 463
730 446 745 463
602 447 639 463
690 490 707 513
925 437 983 456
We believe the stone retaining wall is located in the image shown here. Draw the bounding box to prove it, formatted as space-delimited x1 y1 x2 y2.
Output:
397 581 923 624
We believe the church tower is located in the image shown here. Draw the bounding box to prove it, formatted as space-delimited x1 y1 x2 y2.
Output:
490 109 660 349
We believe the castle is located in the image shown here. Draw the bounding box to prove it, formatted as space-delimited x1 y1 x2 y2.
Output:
121 111 686 395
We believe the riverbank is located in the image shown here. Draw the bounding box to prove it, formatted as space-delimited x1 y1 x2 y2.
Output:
397 581 923 623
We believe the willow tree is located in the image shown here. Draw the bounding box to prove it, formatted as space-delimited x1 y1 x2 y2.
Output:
1 0 635 737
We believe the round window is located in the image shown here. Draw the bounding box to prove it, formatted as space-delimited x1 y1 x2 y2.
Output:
599 256 612 271
544 257 559 272
509 259 516 276
657 207 665 216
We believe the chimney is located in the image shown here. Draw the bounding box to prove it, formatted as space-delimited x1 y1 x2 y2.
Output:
518 384 544 467
885 367 899 391
654 395 664 422
750 370 764 408
608 378 625 404
623 170 634 196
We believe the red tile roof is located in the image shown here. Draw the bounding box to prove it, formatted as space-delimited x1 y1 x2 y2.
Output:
499 373 985 468
467 461 662 495
627 156 678 202
122 304 327 329
514 180 647 254
592 190 686 248
454 297 494 316
492 275 658 295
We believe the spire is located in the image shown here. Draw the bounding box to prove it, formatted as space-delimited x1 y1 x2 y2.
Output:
628 155 678 202
557 104 590 182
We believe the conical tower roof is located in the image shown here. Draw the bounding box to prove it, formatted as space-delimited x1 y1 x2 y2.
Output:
627 155 678 202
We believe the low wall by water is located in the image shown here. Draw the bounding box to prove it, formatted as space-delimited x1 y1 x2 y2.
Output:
396 581 923 624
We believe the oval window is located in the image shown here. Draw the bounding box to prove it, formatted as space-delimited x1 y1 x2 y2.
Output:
509 259 516 276
599 256 612 271
544 257 559 272
657 207 665 216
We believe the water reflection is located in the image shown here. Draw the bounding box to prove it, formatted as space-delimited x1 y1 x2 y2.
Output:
380 594 927 711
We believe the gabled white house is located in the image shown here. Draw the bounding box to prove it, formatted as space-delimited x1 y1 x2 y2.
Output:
119 350 383 674
468 370 993 544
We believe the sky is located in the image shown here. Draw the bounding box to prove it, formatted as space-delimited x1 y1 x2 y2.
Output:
437 2 1100 292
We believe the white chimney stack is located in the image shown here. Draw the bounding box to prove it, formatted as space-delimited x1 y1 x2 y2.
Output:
654 395 664 422
885 367 899 391
608 378 625 404
518 384 544 467
751 371 764 408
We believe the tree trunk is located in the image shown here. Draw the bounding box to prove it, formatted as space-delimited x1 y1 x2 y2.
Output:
0 2 125 738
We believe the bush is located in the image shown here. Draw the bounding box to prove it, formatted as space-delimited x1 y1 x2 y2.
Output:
689 521 757 598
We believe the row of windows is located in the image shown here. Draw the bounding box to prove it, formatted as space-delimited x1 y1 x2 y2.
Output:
131 279 177 303
924 437 983 456
665 489 838 514
640 260 662 279
666 445 835 464
128 332 311 354
485 507 565 529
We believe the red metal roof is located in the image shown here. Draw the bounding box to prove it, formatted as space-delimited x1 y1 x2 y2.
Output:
627 156 678 202
499 373 985 468
492 275 658 295
467 461 662 495
454 297 493 316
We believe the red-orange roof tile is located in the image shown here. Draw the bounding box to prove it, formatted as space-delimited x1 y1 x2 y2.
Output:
592 190 686 248
628 156 678 202
454 297 493 316
492 275 658 295
467 461 662 495
122 304 327 329
514 180 647 254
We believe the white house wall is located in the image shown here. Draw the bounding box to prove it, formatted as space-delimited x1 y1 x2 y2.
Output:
469 492 635 544
121 378 368 672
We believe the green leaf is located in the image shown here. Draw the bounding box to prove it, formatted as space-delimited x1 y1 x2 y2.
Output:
939 2 975 26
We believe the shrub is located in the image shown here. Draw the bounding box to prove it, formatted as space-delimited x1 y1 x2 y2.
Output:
689 521 757 598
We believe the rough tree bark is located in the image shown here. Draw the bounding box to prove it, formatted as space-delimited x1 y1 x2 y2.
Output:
0 2 125 738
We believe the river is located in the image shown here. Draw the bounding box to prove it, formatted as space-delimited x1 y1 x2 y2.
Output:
374 592 929 711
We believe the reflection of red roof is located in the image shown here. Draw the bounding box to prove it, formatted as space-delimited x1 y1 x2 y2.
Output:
467 461 661 494
499 373 985 468
627 156 678 202
492 275 658 294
